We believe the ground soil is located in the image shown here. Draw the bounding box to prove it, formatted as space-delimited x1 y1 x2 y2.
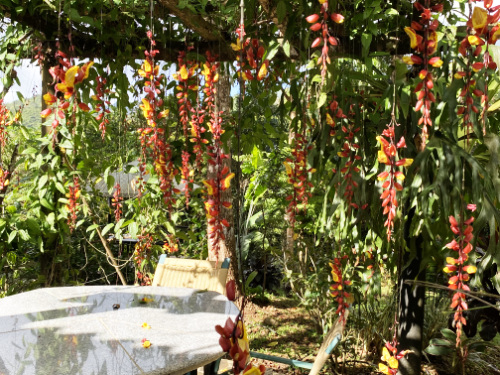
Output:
242 294 378 375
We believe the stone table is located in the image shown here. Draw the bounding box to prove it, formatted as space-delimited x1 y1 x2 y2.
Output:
0 285 239 375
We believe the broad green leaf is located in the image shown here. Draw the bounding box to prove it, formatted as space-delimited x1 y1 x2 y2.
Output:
8 230 17 243
101 223 114 237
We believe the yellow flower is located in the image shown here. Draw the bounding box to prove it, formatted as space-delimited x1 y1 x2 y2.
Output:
231 38 243 51
402 56 414 65
222 173 235 189
179 65 188 80
284 161 292 176
203 180 214 195
236 321 250 353
43 92 57 106
388 356 399 369
379 363 391 375
381 347 392 362
401 158 413 167
404 27 418 49
257 63 268 80
472 7 488 29
430 58 443 68
140 99 152 119
326 113 334 125
142 322 151 329
143 59 152 74
142 339 151 348
64 66 79 87
378 149 389 164
468 35 482 46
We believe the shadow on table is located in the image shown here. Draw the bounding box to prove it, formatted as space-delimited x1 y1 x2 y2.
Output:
0 287 237 375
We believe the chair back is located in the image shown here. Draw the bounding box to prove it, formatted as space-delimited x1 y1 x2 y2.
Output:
309 309 349 375
152 254 231 295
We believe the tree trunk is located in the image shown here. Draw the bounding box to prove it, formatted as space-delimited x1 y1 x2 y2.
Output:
397 235 425 375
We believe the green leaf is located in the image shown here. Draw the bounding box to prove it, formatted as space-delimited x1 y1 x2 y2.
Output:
318 92 328 108
488 99 500 112
106 175 115 193
128 222 138 238
101 223 114 237
115 218 125 233
424 343 453 356
361 33 372 58
86 224 99 232
38 175 49 190
40 198 55 211
244 270 258 291
166 220 175 234
18 229 30 241
8 230 17 244
283 40 291 58
276 0 286 23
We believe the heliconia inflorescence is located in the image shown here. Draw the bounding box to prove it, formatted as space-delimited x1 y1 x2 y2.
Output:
174 50 198 139
376 119 413 241
284 132 314 227
65 175 80 231
112 182 123 222
456 2 499 138
231 25 270 82
336 106 362 212
41 50 93 229
136 31 177 210
162 234 179 253
378 339 410 375
0 99 19 148
173 51 200 206
402 0 444 146
215 316 257 375
443 205 477 347
306 0 344 81
42 51 93 145
202 51 234 262
329 257 351 322
134 233 154 286
92 75 111 139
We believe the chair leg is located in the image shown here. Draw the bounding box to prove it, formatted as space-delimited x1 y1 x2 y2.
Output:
203 358 221 375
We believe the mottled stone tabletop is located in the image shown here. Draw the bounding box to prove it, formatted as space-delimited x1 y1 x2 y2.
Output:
0 285 239 375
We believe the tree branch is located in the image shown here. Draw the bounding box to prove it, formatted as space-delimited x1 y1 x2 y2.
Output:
156 0 224 42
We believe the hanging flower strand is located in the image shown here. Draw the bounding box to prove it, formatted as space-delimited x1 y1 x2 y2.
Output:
41 51 93 146
443 204 477 347
173 51 198 206
377 116 413 241
403 1 443 147
456 3 499 139
231 26 270 82
329 256 351 323
65 175 80 232
379 337 411 375
136 30 177 210
202 51 234 261
306 0 343 81
337 105 361 213
92 75 111 139
112 182 123 222
284 131 314 227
